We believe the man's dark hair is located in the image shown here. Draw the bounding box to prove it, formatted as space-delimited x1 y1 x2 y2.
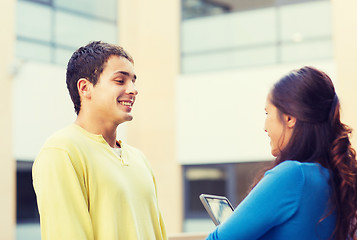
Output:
66 41 134 114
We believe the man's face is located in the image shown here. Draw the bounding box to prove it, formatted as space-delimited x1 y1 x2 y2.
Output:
88 55 138 125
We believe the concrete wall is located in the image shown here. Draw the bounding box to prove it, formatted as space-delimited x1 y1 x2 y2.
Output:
0 0 15 238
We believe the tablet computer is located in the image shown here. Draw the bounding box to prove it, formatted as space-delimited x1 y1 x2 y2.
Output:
199 194 234 226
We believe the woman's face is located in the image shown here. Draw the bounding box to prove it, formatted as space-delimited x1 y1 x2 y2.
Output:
264 95 295 157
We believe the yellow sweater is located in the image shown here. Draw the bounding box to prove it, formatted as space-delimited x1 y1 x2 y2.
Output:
33 124 167 240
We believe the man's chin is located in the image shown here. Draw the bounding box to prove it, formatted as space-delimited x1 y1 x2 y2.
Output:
116 115 133 125
126 114 133 121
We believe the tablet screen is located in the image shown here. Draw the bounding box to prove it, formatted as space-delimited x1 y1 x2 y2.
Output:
200 194 234 225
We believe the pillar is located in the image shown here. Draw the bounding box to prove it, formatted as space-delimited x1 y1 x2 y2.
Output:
118 0 183 234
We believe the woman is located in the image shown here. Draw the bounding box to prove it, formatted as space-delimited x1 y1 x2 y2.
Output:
206 66 357 240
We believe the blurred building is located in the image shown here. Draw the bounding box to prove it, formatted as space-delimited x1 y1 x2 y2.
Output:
1 0 357 239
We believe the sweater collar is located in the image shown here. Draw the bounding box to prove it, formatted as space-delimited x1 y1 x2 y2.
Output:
72 123 113 145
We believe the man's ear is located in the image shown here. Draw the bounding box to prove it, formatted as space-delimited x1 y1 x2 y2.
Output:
285 115 296 129
77 78 92 99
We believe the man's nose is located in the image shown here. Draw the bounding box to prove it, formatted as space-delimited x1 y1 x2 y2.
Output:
127 81 138 95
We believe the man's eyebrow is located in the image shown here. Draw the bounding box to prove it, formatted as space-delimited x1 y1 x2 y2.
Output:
114 71 137 80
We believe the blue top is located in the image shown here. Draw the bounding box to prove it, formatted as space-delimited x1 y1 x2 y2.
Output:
206 160 336 240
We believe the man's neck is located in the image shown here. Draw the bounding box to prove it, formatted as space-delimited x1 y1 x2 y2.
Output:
75 115 119 148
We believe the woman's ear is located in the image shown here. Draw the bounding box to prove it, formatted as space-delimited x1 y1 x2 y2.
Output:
77 78 92 99
285 115 296 129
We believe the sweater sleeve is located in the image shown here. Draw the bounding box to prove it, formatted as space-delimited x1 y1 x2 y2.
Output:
206 161 304 240
32 147 94 240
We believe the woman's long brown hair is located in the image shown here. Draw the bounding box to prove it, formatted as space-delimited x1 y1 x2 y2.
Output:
329 104 357 239
260 66 357 239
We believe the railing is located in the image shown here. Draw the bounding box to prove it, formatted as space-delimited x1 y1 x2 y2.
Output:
168 232 208 240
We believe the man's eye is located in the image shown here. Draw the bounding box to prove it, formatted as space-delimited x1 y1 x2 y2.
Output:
116 80 124 84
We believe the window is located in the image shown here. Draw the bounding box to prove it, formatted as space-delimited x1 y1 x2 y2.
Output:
181 0 333 73
16 0 118 65
182 0 231 20
16 161 39 224
184 165 229 219
183 161 272 232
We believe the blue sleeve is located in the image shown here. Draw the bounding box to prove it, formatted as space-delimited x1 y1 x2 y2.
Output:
206 161 304 240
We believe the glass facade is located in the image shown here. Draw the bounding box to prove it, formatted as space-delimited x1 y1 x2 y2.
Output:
16 0 118 65
181 0 333 73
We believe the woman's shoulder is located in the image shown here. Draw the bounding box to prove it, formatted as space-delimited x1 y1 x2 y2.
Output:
266 160 329 183
266 160 304 178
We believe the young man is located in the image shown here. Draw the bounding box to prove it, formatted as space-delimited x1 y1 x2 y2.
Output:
32 41 167 240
